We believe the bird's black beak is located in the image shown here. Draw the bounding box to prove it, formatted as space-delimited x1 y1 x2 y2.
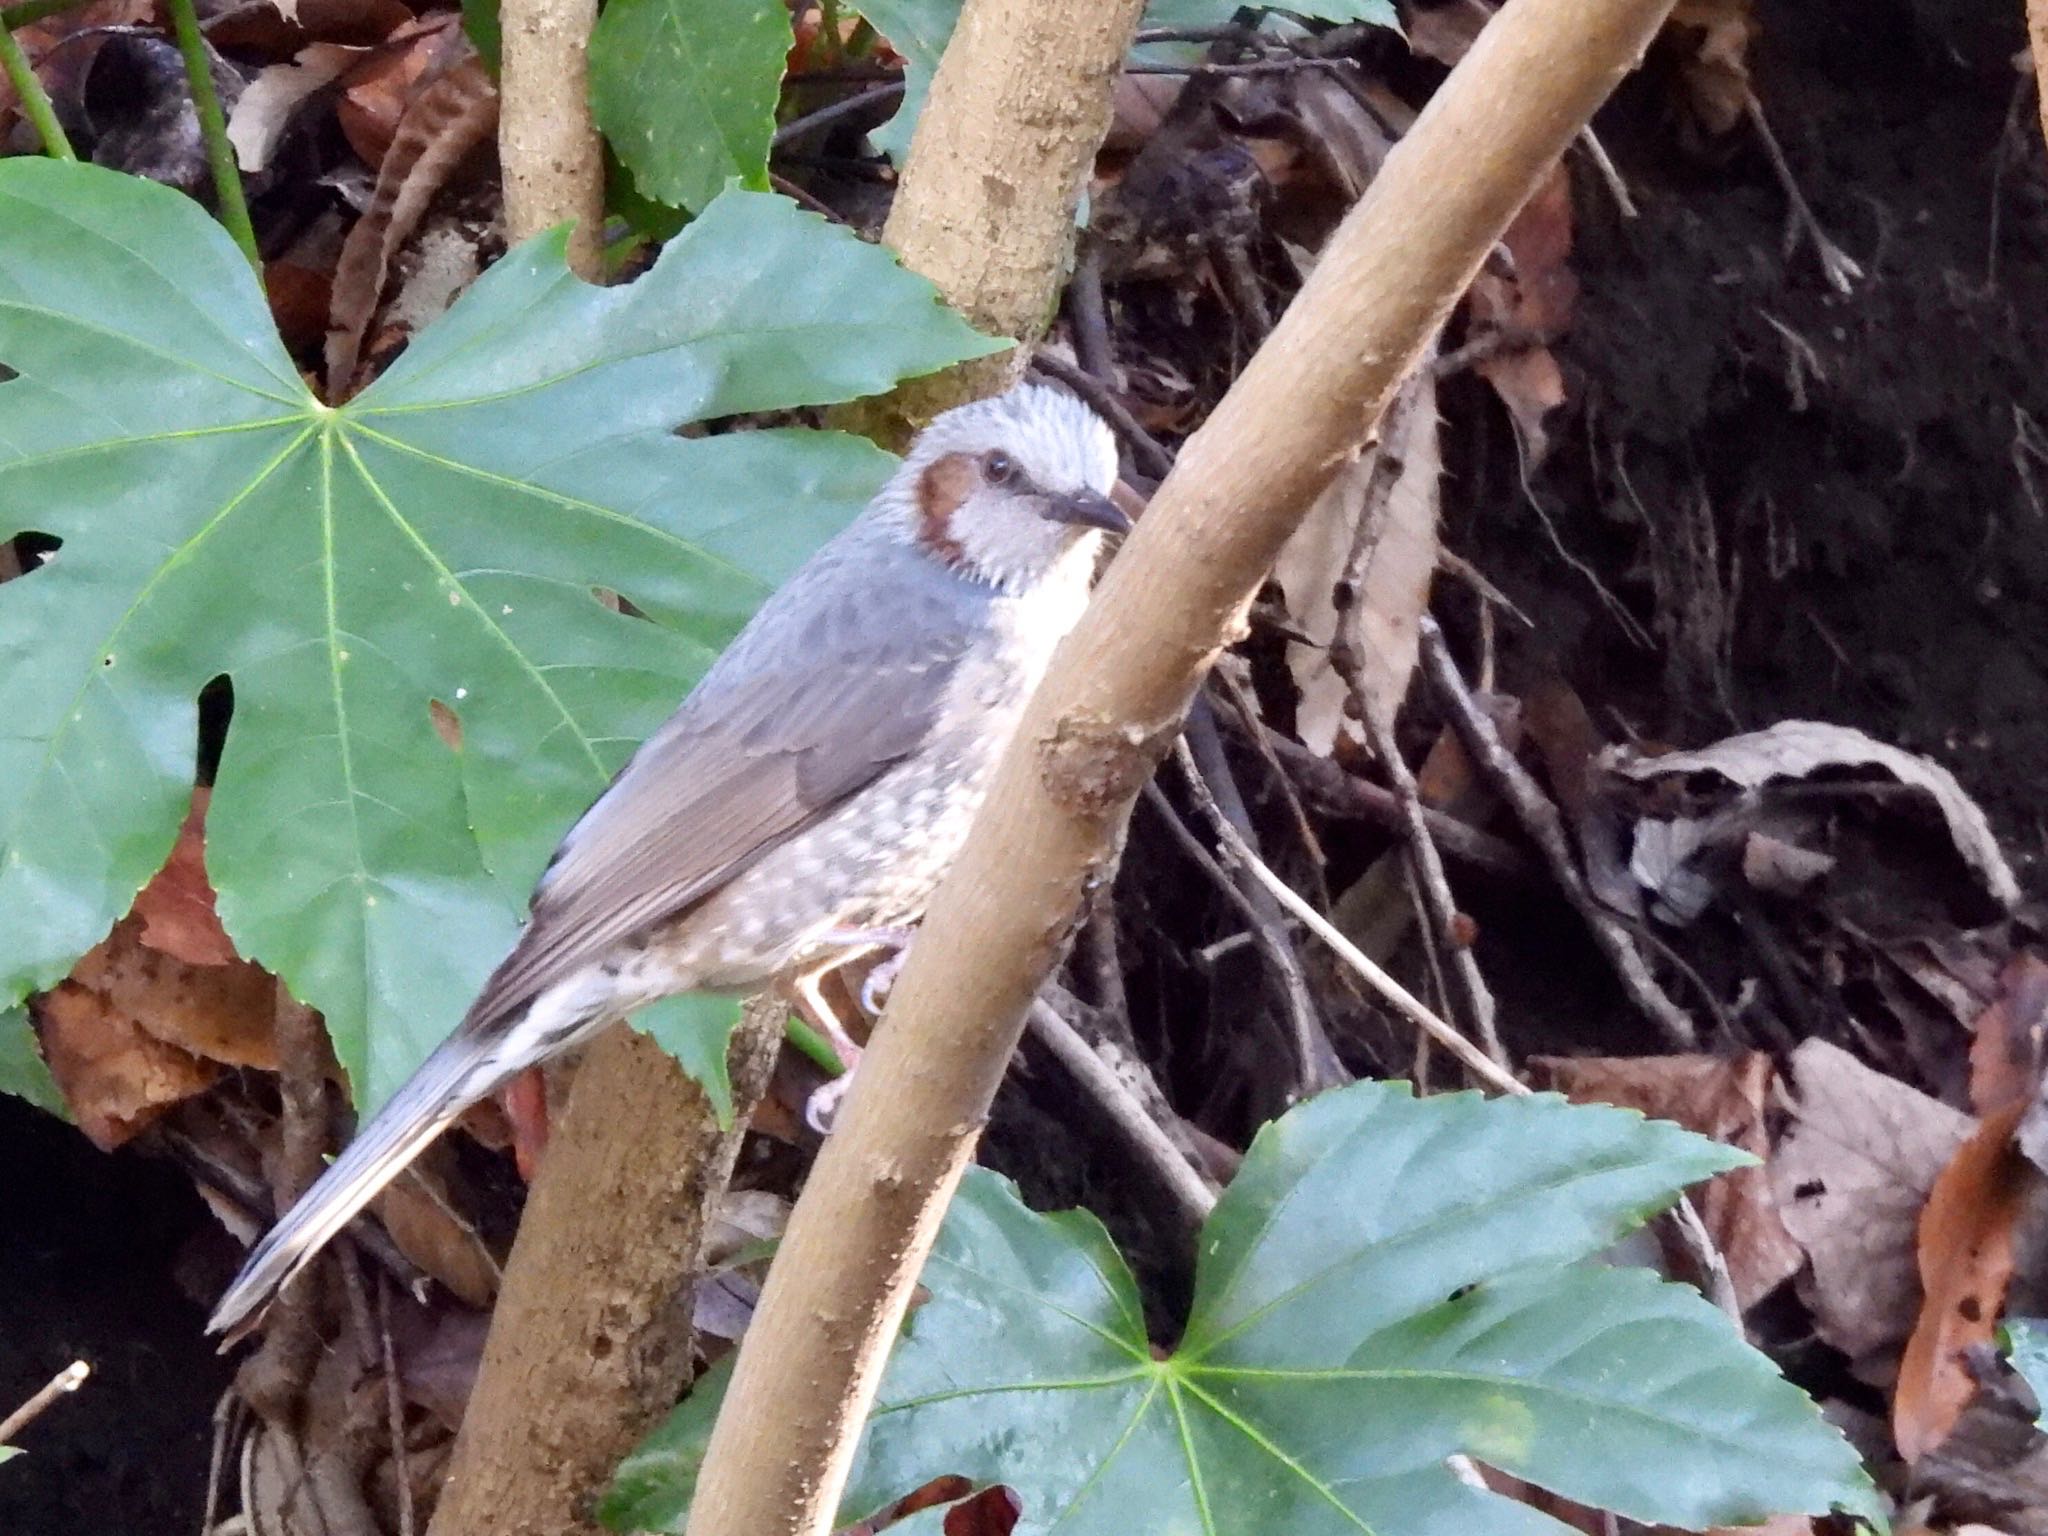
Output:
1043 489 1130 535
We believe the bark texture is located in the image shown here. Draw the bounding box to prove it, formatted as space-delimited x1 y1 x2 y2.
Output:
684 1 1679 1532
844 0 1149 444
428 1005 782 1536
496 0 604 277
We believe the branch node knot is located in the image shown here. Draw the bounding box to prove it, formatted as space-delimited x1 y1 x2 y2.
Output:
1036 712 1177 822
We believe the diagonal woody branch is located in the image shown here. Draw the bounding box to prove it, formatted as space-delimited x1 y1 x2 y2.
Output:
685 0 1682 1532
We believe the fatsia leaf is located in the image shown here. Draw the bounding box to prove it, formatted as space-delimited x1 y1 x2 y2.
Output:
0 1006 65 1117
589 0 790 212
0 159 998 1114
609 1085 1880 1536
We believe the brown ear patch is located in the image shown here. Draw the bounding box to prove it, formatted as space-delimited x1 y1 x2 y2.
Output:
915 451 975 566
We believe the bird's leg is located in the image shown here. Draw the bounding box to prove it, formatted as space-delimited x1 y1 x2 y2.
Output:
793 927 918 1132
819 924 918 1013
790 953 874 1074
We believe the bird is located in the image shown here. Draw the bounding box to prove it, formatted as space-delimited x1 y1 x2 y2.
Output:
206 382 1126 1337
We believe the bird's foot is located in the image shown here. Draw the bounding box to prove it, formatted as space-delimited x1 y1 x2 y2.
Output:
817 925 916 1015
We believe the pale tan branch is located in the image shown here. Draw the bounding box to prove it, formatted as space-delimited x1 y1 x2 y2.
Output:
497 0 603 277
428 1006 781 1536
686 1 1681 1532
848 0 1150 441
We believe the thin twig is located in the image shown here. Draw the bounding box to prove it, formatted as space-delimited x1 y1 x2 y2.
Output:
1026 997 1216 1228
1207 667 1328 886
1142 779 1274 939
1031 350 1177 480
771 80 905 149
1260 729 1537 883
1213 237 1272 339
376 1278 415 1536
1356 696 1507 1064
165 0 257 267
1416 617 1697 1047
1574 126 1636 218
1177 716 1344 1090
1066 237 1116 385
0 1360 89 1444
1182 739 1524 1097
0 18 72 158
768 172 848 223
1744 93 1861 295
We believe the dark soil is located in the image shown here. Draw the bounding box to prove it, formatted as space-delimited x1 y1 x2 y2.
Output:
1457 0 2048 891
0 1096 231 1535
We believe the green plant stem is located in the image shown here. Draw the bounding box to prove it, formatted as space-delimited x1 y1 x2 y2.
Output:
0 17 72 159
164 0 257 268
815 0 844 62
783 1013 845 1076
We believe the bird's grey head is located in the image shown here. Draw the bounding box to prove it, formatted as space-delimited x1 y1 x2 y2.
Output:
880 383 1125 592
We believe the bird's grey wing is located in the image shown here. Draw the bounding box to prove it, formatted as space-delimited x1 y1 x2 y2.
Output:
462 553 981 1030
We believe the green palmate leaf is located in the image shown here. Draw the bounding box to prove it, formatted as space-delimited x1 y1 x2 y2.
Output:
609 1085 1881 1536
590 0 790 212
2008 1319 2048 1430
852 0 1400 164
629 994 743 1128
0 1005 65 1117
0 159 999 1115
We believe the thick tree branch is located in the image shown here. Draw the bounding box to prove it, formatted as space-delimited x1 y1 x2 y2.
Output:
685 2 1680 1532
428 1005 782 1536
841 0 1149 443
497 0 603 277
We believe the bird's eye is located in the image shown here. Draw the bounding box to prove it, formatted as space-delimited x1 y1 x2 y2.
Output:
981 451 1016 486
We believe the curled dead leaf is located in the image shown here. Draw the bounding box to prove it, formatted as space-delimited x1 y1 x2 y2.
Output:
1894 1101 2029 1462
1770 1039 1972 1373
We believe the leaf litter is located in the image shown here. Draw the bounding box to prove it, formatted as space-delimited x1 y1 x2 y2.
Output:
5 1 2048 1533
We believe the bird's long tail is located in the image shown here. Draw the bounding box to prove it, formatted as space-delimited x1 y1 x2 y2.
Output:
206 1033 502 1338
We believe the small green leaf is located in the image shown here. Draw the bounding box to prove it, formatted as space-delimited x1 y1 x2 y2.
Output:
590 0 791 212
0 161 998 1116
845 0 952 163
0 1005 65 1118
2007 1319 2048 1431
0 1444 20 1464
460 0 500 73
629 995 741 1127
613 1086 1878 1535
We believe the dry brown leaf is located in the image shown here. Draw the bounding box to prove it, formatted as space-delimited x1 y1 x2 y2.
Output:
36 965 219 1150
326 48 498 397
1894 1100 2029 1462
1770 1039 1972 1372
131 788 240 967
1271 369 1440 754
335 11 466 169
1535 1052 1802 1308
1665 0 1755 136
227 42 361 174
1466 161 1575 462
1606 720 2022 910
372 1153 500 1309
